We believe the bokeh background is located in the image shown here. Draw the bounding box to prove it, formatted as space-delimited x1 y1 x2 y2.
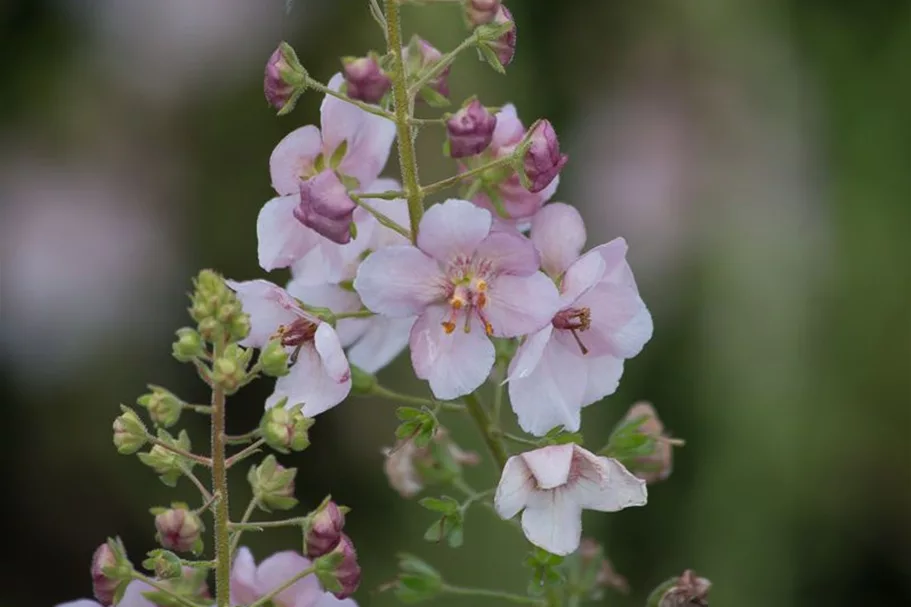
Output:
1 0 909 605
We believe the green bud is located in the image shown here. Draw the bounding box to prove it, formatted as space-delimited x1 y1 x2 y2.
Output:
349 365 377 395
229 312 251 342
196 317 221 342
137 430 193 487
172 327 205 362
113 407 147 455
259 402 314 453
211 344 252 394
138 385 183 428
142 549 183 580
189 269 250 344
393 553 443 603
260 339 290 377
247 455 298 512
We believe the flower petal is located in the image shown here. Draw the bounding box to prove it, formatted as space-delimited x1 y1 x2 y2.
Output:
315 323 351 384
227 279 302 348
409 304 495 399
254 551 322 607
287 279 364 346
568 451 647 512
508 336 588 435
494 455 534 519
491 103 525 150
270 125 323 196
520 444 574 489
230 546 259 606
521 489 582 556
55 601 102 607
507 324 553 381
258 195 319 271
290 234 370 286
475 230 540 276
322 73 396 186
354 245 446 317
314 594 359 607
559 249 605 307
118 581 157 607
416 199 492 262
485 272 560 338
347 316 415 373
580 355 624 407
575 284 652 359
267 343 352 417
531 203 586 278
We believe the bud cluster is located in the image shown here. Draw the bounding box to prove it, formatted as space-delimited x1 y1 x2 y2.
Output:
189 269 250 345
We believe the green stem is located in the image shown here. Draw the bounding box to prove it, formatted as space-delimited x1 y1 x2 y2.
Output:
442 584 545 605
210 341 231 607
385 0 424 241
307 78 394 120
194 491 220 516
225 430 259 445
350 194 412 239
248 566 317 607
131 572 204 607
225 438 266 469
178 462 214 502
229 498 258 556
492 362 505 423
146 435 212 467
500 431 539 447
421 154 516 196
183 403 213 415
407 34 477 97
229 516 309 531
370 384 465 412
334 309 377 320
464 393 508 469
354 189 405 200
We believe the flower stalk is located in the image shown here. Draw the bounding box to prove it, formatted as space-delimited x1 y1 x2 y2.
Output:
210 340 232 607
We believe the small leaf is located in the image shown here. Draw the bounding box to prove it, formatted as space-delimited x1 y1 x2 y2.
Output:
477 45 506 75
418 496 459 514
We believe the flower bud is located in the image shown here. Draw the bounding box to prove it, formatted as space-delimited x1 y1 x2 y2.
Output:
318 534 361 599
447 99 497 158
482 5 516 68
342 55 391 103
172 327 204 362
212 344 252 394
465 0 501 25
248 455 298 511
294 171 357 245
260 404 314 453
622 402 675 483
306 501 346 558
658 570 711 607
138 386 183 428
137 429 193 487
154 506 204 554
142 549 183 580
523 119 568 193
190 270 250 344
265 42 308 114
260 338 290 377
113 408 147 455
405 36 450 102
91 540 131 604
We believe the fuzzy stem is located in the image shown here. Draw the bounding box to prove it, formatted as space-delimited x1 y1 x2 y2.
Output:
421 153 516 196
229 497 259 556
229 516 309 531
146 436 213 467
178 462 214 502
350 194 412 239
464 393 508 469
385 0 424 241
369 384 465 412
307 78 395 120
210 341 231 607
441 584 545 605
225 438 266 469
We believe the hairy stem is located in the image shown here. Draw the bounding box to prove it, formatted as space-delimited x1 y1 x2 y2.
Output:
385 0 424 240
146 436 212 467
464 393 508 469
307 78 394 120
370 384 465 412
229 497 259 556
229 516 309 531
421 153 516 196
178 462 214 502
350 194 412 239
225 438 266 469
210 342 231 607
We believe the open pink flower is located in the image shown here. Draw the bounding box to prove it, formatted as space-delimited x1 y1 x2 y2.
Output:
507 204 653 435
494 444 647 555
258 73 395 271
354 199 560 399
227 279 351 416
231 548 357 607
56 581 155 607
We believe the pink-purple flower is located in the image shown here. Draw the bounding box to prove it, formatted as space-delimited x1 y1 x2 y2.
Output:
342 55 391 104
231 548 357 607
507 203 653 435
523 119 568 193
494 443 647 555
295 171 358 245
354 199 560 399
447 99 498 158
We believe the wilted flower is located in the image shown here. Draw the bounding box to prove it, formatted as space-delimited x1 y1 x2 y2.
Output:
343 55 391 103
494 443 647 555
447 99 497 158
295 171 358 245
523 119 568 193
382 429 480 498
306 501 346 558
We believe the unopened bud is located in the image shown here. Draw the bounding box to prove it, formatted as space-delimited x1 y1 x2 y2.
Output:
658 570 711 607
342 55 391 103
623 402 676 483
91 540 131 604
172 327 204 362
113 408 147 455
405 36 450 102
260 338 290 377
318 534 361 599
447 99 497 158
465 0 501 25
212 344 252 394
523 119 568 193
137 430 193 487
294 171 357 245
248 455 298 511
190 270 250 344
138 386 183 428
142 549 183 580
478 5 516 68
260 403 314 453
265 42 308 114
154 506 204 554
306 501 346 558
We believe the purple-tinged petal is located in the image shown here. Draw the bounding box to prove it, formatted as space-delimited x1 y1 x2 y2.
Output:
416 199 492 262
254 551 322 607
315 323 351 384
354 245 446 317
507 324 553 381
347 316 415 374
568 450 647 512
287 279 363 346
559 249 605 307
475 230 540 276
258 195 319 271
314 594 359 607
579 355 624 407
521 489 582 556
230 547 259 606
484 272 560 338
575 284 652 359
520 444 574 489
267 343 352 417
270 125 323 196
490 103 525 151
531 203 586 278
410 304 495 399
494 455 534 519
227 279 302 348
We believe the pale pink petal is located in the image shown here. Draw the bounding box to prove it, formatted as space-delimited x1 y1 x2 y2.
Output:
507 325 553 381
270 125 323 196
537 173 561 204
227 279 302 348
508 336 587 435
593 238 636 288
531 203 586 278
267 343 352 416
354 246 446 317
314 594 358 607
347 316 415 373
491 103 525 150
287 279 363 346
254 551 322 607
322 73 396 187
410 304 495 399
289 233 370 286
484 272 560 338
258 195 319 271
520 444 574 489
579 355 624 407
55 601 102 607
575 284 652 359
475 230 540 276
118 581 157 607
494 455 534 519
416 199 492 262
521 489 582 556
361 180 410 250
230 546 259 606
315 323 351 384
568 451 648 512
559 249 605 307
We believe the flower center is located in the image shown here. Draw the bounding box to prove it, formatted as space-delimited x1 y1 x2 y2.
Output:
274 318 318 365
553 307 591 355
441 276 493 337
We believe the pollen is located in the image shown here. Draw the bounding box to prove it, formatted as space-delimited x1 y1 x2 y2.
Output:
474 278 488 292
476 292 487 308
450 295 466 309
484 321 494 336
442 321 456 334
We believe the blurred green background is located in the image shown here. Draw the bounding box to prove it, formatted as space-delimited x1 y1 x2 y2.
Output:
1 0 909 605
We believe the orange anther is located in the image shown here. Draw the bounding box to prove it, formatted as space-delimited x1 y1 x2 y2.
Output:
442 321 456 334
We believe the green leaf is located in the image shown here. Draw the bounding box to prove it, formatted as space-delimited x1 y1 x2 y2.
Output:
423 520 445 542
418 496 459 514
446 520 464 548
419 86 450 108
329 141 348 169
477 45 506 75
396 407 423 421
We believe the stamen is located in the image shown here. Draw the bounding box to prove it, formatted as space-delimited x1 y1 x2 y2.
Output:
568 329 589 355
442 321 456 334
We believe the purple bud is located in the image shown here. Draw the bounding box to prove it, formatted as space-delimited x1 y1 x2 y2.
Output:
91 543 119 605
466 0 501 25
330 534 362 599
491 5 517 67
447 99 498 158
659 570 711 607
294 171 357 245
306 501 346 558
343 56 391 103
155 508 203 553
264 43 306 112
523 119 568 193
407 37 450 98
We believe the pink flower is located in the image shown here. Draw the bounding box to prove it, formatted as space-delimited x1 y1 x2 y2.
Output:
507 204 653 435
57 581 156 607
227 280 351 416
258 73 395 271
294 171 358 245
231 548 357 607
494 444 647 555
354 199 560 399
